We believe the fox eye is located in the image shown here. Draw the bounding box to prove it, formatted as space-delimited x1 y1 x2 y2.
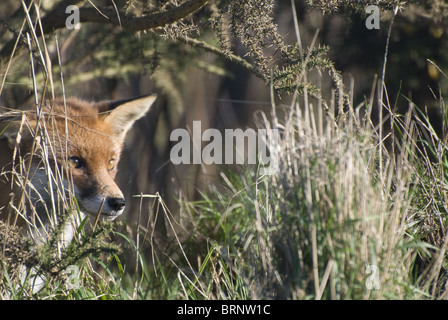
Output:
68 156 82 169
107 159 115 171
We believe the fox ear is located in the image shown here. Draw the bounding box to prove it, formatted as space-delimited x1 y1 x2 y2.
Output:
101 94 157 141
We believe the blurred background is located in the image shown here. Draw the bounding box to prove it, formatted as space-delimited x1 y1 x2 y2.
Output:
0 0 447 258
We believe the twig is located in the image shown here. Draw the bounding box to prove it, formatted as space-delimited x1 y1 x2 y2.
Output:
174 35 266 81
39 0 209 33
0 0 210 70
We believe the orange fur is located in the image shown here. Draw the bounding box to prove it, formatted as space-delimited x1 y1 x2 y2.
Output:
0 95 156 244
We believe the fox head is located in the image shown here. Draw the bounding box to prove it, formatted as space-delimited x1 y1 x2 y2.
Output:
0 94 156 227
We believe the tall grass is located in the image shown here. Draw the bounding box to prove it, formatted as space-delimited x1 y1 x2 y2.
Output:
0 1 124 298
2 1 448 300
160 80 448 300
169 93 440 299
4 80 448 299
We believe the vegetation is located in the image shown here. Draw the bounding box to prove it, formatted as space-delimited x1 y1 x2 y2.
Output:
1 0 448 300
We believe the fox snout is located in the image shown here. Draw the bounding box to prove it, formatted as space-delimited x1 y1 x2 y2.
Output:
76 192 126 221
102 196 127 219
108 197 126 212
71 175 128 220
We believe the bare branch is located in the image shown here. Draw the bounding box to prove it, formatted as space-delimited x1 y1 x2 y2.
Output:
42 0 209 33
175 35 266 81
0 0 209 70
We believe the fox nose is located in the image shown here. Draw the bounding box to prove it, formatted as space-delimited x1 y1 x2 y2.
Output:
108 197 126 212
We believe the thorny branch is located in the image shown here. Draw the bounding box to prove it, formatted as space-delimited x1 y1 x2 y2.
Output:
40 0 209 33
0 0 209 70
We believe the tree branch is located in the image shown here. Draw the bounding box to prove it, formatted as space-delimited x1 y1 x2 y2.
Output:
0 0 209 70
42 0 210 33
175 35 266 81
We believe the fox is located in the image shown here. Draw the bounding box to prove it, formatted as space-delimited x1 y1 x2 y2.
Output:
0 94 156 247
